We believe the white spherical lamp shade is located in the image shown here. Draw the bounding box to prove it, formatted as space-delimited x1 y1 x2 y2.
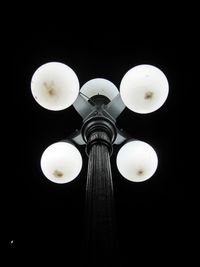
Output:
120 64 169 114
40 142 82 184
31 62 79 111
116 140 158 182
80 78 119 101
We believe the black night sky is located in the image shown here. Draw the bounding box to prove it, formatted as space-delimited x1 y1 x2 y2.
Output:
5 7 190 266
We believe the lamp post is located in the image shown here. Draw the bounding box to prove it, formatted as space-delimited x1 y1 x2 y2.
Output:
31 62 169 265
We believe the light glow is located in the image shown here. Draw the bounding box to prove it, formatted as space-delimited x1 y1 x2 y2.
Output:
31 62 79 111
116 140 158 182
80 78 119 101
120 64 169 113
41 142 82 184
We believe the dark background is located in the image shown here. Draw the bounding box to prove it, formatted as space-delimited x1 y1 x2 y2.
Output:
5 6 190 266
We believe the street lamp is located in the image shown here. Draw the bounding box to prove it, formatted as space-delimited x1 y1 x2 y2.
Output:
31 62 169 265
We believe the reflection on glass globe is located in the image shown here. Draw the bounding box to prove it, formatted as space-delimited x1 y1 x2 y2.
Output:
120 64 169 114
31 62 79 111
41 142 82 184
80 78 119 101
116 140 158 182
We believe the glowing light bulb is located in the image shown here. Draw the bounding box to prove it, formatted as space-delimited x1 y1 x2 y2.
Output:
40 142 82 184
116 140 158 182
31 62 79 111
120 64 169 114
80 78 119 101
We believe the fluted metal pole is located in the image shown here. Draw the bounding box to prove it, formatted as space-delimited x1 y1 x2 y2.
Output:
82 127 118 266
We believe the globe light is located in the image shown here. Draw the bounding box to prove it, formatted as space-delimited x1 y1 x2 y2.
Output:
80 78 119 101
40 142 82 184
116 140 158 182
120 64 169 114
31 62 79 111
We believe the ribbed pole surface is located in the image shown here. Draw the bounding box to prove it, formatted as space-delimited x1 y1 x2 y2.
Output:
82 131 117 266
